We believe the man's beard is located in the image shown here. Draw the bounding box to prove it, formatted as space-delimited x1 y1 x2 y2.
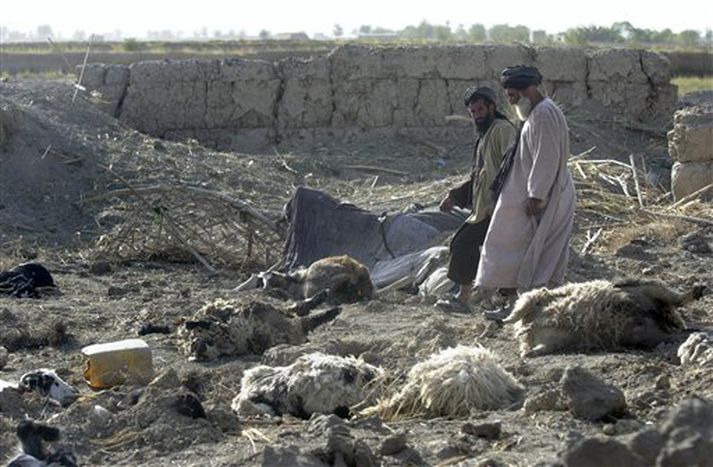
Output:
515 96 533 121
475 113 495 134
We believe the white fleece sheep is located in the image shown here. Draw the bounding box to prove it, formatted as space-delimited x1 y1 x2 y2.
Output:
678 331 713 366
505 278 698 357
364 345 524 420
232 352 382 419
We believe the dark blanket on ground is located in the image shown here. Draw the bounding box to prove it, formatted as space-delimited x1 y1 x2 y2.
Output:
282 187 465 271
0 263 56 298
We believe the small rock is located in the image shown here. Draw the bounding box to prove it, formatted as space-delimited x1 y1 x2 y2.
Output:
206 404 240 433
87 404 113 433
678 231 712 255
261 446 323 466
623 397 713 467
0 346 8 369
107 286 128 297
614 419 643 435
524 388 565 415
462 420 502 439
561 366 627 421
307 413 346 435
475 458 506 467
433 441 467 461
615 243 652 260
626 426 663 466
380 432 407 456
89 261 112 275
655 375 670 391
602 424 617 436
352 415 388 433
562 437 639 467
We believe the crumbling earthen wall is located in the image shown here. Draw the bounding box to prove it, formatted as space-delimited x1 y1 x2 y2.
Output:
79 45 675 152
668 105 713 200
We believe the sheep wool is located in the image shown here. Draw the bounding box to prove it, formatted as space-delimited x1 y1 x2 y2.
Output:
505 279 691 357
678 332 713 366
366 345 524 420
232 352 382 419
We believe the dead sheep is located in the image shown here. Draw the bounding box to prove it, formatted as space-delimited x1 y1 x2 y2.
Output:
7 420 77 467
505 278 704 358
261 255 374 304
364 345 524 420
678 331 713 366
1 369 78 407
232 352 382 419
177 299 341 361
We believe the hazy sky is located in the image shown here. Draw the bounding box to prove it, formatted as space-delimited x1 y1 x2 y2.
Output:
3 0 712 38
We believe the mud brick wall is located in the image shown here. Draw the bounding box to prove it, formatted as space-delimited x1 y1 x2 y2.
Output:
79 45 676 152
668 105 713 200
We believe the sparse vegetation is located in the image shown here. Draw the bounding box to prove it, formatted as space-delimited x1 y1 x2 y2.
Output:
673 75 713 96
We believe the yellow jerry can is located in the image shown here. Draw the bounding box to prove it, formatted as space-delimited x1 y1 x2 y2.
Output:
82 338 154 389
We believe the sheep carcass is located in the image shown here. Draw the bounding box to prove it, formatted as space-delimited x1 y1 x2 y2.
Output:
505 278 703 357
178 300 340 361
364 345 524 420
232 352 381 419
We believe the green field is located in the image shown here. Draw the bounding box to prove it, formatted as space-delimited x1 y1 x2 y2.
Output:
672 75 713 96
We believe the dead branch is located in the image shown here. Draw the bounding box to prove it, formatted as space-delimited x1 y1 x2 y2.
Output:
343 165 409 176
629 154 645 207
669 183 713 209
98 165 219 275
640 209 713 227
581 228 603 255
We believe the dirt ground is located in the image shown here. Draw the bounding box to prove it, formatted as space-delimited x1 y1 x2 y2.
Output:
0 79 712 466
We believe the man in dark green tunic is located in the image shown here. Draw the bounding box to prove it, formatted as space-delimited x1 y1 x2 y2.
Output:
437 86 517 311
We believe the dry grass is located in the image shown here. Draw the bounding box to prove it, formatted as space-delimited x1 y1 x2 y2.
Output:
672 75 713 96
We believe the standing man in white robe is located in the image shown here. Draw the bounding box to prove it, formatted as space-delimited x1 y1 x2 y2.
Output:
475 66 576 316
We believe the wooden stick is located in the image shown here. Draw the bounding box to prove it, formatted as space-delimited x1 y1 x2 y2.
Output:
669 183 713 209
343 165 408 176
640 209 713 227
73 34 93 102
568 146 597 161
84 184 281 235
375 276 413 296
98 165 219 275
574 162 587 180
573 159 633 169
581 228 603 255
629 154 645 207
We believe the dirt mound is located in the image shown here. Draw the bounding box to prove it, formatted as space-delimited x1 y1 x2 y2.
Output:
0 81 290 267
0 81 120 243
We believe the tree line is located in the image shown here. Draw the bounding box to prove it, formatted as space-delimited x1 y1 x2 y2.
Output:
344 21 711 48
2 21 711 48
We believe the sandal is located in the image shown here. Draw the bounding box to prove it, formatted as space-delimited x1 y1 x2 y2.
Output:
435 298 472 314
483 305 513 321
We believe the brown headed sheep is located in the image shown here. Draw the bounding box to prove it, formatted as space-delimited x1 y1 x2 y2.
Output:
505 278 704 357
262 255 374 305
